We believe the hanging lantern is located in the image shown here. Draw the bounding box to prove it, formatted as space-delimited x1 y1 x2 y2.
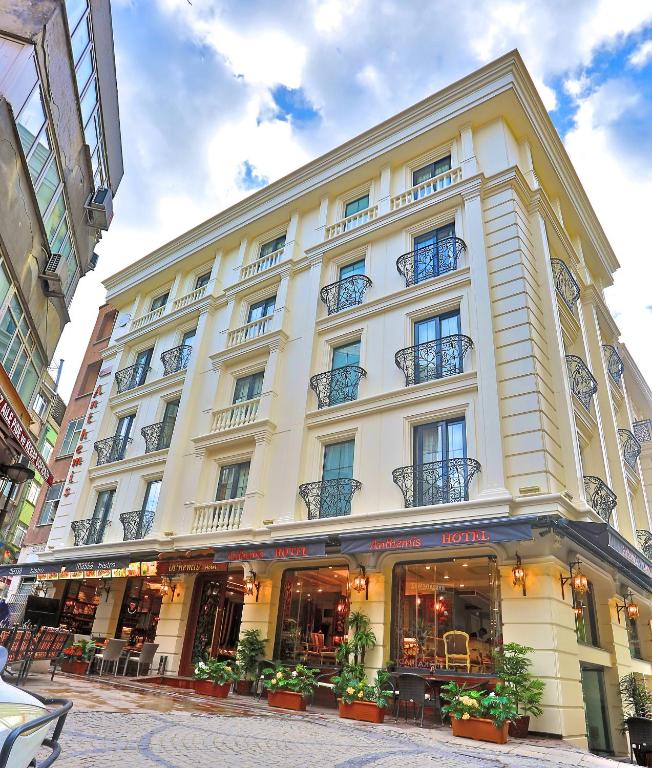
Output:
512 553 526 596
573 602 584 618
352 567 369 599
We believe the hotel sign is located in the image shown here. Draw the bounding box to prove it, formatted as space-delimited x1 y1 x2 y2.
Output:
214 542 326 563
341 522 533 555
0 392 53 484
158 558 227 575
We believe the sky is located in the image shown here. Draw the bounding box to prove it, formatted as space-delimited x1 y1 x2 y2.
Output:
55 0 652 400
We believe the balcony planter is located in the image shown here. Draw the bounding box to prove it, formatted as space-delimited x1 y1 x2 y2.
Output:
61 660 90 676
508 715 530 738
235 680 253 696
338 699 385 724
267 690 306 711
451 716 508 744
194 680 231 698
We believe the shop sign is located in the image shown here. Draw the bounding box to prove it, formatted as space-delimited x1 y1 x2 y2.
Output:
0 391 53 484
341 522 533 555
157 558 228 575
608 531 652 579
0 556 155 578
213 542 326 563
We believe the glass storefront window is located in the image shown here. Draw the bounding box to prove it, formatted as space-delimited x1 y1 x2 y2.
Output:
575 581 600 647
276 566 350 663
392 556 500 672
115 577 163 645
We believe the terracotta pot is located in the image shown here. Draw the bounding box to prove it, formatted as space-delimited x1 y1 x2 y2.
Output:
509 715 530 738
194 680 231 698
338 699 385 724
61 660 90 676
267 690 306 711
235 680 253 696
451 716 509 744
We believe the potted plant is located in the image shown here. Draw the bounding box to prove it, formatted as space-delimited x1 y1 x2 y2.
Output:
620 672 652 765
333 669 390 723
193 657 238 698
345 611 377 666
263 664 317 711
441 682 518 744
235 629 267 695
61 639 95 675
492 643 545 737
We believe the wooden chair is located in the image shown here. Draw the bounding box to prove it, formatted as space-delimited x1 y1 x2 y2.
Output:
304 633 325 663
443 630 470 672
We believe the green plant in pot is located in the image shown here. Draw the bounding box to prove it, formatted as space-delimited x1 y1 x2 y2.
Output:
441 682 518 744
193 657 238 698
235 629 267 695
332 669 391 723
492 643 544 737
263 664 318 711
620 673 652 765
344 611 377 666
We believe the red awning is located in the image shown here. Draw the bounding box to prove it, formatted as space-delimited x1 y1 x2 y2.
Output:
0 392 53 485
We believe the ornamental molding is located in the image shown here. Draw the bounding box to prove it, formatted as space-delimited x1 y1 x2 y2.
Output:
88 448 169 480
209 329 289 367
108 369 186 408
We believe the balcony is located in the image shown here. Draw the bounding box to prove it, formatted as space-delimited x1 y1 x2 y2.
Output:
240 247 284 280
299 478 362 519
566 355 598 411
633 419 652 443
211 397 260 432
227 314 273 347
583 476 617 523
131 306 165 331
115 363 149 393
603 345 624 386
320 275 372 315
396 237 466 288
161 344 192 376
71 518 108 546
191 498 244 534
309 365 366 409
550 259 580 312
390 167 462 211
392 458 481 508
395 335 473 386
325 206 378 240
618 428 641 470
173 284 207 311
94 435 131 465
141 421 174 453
120 509 155 541
637 530 652 559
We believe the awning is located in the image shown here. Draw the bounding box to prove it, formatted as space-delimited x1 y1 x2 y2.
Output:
0 554 134 577
0 391 53 484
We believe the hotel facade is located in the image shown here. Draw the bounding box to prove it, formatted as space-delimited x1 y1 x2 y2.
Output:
16 52 652 754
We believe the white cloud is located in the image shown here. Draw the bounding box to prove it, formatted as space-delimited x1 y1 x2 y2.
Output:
629 39 652 67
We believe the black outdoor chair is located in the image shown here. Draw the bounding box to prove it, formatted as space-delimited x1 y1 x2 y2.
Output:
626 717 652 765
394 673 439 727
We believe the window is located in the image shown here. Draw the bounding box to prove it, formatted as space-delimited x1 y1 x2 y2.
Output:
41 441 54 464
344 194 369 218
216 462 250 501
158 399 180 450
90 489 115 542
247 296 276 324
80 360 101 395
412 155 452 188
328 341 361 406
336 259 366 312
32 391 48 420
233 372 264 404
195 272 211 290
413 311 462 383
260 235 286 258
575 582 600 648
413 418 466 505
150 293 169 312
142 479 162 513
132 348 153 388
321 440 355 517
413 223 457 284
275 566 350 661
59 417 84 456
12 525 27 548
627 614 643 660
39 482 63 525
181 328 197 348
26 480 42 506
112 414 135 461
392 556 500 671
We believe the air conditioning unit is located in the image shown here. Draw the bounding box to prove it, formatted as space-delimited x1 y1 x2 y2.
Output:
85 187 113 230
38 254 67 299
88 251 100 270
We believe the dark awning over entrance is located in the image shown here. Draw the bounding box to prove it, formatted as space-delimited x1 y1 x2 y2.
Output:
0 554 135 577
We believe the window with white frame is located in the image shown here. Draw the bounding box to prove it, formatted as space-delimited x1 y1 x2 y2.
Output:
26 480 42 506
59 417 84 456
32 390 49 419
38 482 63 525
41 440 54 464
12 525 27 547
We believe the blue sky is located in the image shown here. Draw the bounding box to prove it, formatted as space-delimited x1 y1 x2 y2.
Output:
56 0 652 397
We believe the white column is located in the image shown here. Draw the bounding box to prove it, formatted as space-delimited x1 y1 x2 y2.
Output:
242 433 272 528
284 211 300 261
459 124 478 178
377 165 391 215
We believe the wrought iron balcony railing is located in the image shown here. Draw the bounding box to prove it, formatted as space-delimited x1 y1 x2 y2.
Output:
160 344 192 376
192 498 244 534
583 475 617 523
71 518 108 546
115 362 150 393
141 420 175 453
550 258 580 311
120 509 155 541
633 419 652 443
618 428 641 470
310 365 366 409
637 530 652 560
602 345 624 386
319 275 372 315
94 435 131 465
396 237 466 287
566 355 598 411
299 478 362 519
392 458 481 508
395 334 473 386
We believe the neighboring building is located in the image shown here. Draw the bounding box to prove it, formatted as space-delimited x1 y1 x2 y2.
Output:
19 51 652 755
0 1 122 494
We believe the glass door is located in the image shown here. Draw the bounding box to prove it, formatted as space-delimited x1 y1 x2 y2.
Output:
413 419 466 505
330 341 361 405
160 399 179 449
413 223 455 283
321 440 354 517
114 413 134 460
413 311 461 382
580 666 612 754
90 489 114 543
337 259 365 311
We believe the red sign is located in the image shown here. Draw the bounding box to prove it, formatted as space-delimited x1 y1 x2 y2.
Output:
0 392 53 485
157 558 228 575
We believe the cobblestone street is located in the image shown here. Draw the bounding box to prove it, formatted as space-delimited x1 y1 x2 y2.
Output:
23 674 622 768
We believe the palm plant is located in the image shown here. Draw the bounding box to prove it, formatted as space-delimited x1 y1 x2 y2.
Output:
344 611 377 666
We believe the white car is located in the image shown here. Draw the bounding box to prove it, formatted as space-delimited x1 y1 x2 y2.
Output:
0 647 71 767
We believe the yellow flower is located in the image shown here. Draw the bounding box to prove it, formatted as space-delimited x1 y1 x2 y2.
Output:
346 686 355 695
462 712 470 720
276 672 283 679
358 691 364 698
